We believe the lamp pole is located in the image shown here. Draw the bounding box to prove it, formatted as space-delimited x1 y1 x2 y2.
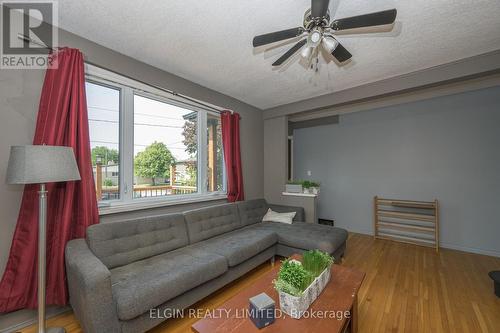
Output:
38 183 47 333
37 183 65 333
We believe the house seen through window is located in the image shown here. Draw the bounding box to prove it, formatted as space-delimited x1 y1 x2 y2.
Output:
132 94 198 198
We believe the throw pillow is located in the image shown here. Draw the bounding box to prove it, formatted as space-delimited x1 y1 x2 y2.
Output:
262 208 296 224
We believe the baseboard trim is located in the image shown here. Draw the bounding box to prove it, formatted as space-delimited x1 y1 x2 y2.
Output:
439 242 500 258
342 226 373 237
0 307 70 333
342 227 500 258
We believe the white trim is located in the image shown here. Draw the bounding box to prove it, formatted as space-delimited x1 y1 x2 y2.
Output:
122 86 134 202
198 110 208 193
282 192 317 198
99 193 227 215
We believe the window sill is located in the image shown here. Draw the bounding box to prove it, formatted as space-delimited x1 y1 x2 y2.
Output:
98 193 228 215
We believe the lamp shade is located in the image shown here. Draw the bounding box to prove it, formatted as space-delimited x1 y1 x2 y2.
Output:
6 145 81 185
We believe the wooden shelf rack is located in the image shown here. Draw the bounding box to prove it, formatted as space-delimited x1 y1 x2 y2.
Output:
374 196 439 252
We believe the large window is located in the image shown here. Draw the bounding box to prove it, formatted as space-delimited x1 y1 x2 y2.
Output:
86 65 225 208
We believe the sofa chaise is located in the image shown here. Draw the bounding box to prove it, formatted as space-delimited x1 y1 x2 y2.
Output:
65 198 348 333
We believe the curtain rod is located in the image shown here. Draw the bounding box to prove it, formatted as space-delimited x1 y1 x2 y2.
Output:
17 34 234 115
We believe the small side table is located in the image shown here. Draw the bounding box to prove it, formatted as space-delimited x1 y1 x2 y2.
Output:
488 271 500 297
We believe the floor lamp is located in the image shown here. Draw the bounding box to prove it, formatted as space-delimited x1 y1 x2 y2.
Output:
6 145 81 333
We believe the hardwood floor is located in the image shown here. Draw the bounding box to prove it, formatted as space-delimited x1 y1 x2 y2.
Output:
19 233 500 333
344 233 500 333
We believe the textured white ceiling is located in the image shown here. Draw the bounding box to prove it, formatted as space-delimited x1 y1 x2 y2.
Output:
57 0 500 109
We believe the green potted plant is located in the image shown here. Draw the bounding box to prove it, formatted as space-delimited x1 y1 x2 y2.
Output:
302 180 312 194
273 250 334 319
285 180 303 193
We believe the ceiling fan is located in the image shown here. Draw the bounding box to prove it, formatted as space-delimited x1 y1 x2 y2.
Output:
252 0 397 67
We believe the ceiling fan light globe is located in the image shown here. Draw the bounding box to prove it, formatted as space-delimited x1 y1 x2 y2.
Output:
322 36 338 53
301 46 313 59
310 31 322 43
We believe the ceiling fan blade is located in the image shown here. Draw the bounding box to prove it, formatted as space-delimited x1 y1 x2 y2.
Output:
272 39 307 66
311 0 330 18
331 9 397 30
331 42 352 63
253 27 304 47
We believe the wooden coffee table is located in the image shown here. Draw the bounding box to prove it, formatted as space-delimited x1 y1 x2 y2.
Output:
192 254 365 333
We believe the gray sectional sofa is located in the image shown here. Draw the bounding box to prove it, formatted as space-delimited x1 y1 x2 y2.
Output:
65 198 348 333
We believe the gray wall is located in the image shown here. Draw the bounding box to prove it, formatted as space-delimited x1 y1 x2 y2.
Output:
293 85 500 257
0 26 263 330
263 116 288 204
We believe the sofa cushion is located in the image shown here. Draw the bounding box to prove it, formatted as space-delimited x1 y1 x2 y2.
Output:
86 214 189 269
236 199 269 226
184 203 242 243
256 222 348 255
110 248 227 320
191 227 278 267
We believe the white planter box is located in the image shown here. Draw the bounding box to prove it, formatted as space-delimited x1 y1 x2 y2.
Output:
277 266 331 319
285 184 303 193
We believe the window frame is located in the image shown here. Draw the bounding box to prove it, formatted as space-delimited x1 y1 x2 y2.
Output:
85 64 227 213
85 78 124 202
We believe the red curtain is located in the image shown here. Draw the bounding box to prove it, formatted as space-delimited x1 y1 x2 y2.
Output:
221 111 244 202
0 48 99 312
